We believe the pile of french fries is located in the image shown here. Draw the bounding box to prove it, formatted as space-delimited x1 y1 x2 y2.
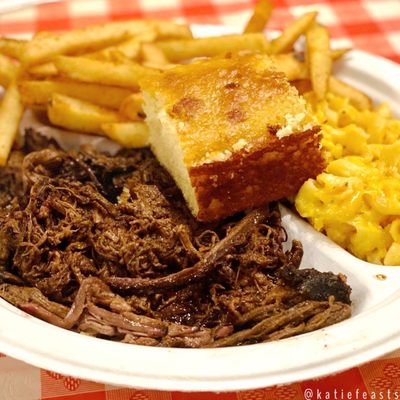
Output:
0 0 372 166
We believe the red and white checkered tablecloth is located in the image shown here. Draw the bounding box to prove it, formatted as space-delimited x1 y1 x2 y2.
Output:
0 0 399 399
0 0 399 62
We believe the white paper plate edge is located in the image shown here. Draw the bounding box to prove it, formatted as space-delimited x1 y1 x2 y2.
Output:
0 24 399 392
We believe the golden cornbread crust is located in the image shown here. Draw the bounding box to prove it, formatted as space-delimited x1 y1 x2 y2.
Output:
141 53 315 167
190 126 324 221
141 53 325 221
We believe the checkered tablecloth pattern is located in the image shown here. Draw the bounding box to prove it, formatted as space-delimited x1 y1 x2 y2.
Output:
0 0 399 63
1 349 400 399
0 0 399 399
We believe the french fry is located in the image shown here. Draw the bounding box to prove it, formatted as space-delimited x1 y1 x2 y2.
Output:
101 122 149 147
84 46 140 62
329 77 372 110
155 33 269 62
33 31 53 39
84 31 158 61
22 20 191 67
269 12 318 54
28 32 158 76
0 82 24 165
306 23 331 100
19 80 131 109
331 48 351 60
154 21 193 40
277 50 352 82
103 51 138 65
0 38 27 60
141 62 176 70
119 93 144 120
22 23 149 66
271 53 308 81
48 94 124 135
0 54 18 87
284 48 350 70
28 62 58 78
111 38 143 61
244 0 273 33
53 56 159 90
117 32 157 59
141 43 169 65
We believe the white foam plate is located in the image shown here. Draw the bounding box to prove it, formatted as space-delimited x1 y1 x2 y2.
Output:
0 25 399 392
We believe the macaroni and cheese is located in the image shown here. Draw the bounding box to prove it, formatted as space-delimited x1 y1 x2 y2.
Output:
295 93 400 265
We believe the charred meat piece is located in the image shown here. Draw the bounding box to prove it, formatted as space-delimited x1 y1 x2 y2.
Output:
278 265 351 304
0 129 352 348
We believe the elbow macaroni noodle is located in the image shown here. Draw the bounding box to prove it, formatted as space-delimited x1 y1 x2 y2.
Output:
295 93 400 265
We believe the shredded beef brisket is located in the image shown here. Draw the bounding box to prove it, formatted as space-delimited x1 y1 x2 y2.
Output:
0 129 351 348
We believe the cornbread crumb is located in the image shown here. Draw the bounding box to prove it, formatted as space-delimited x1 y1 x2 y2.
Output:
232 138 248 152
276 112 306 139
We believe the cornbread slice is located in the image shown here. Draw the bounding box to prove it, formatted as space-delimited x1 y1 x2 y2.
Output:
141 53 324 222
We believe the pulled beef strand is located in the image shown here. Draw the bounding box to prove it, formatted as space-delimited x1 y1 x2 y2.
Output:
107 207 270 293
0 130 352 348
210 300 328 347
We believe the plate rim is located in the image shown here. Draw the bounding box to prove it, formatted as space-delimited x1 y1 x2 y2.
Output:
1 24 400 392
